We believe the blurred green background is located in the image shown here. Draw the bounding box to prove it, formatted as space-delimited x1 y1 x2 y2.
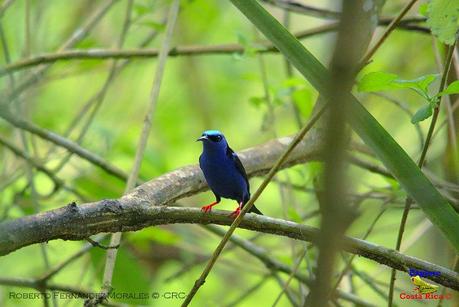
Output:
0 0 457 306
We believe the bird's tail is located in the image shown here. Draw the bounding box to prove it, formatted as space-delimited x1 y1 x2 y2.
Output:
248 204 263 215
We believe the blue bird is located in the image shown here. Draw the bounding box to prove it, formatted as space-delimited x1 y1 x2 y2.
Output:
197 130 262 217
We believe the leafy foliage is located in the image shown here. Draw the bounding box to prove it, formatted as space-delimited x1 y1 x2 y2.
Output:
358 71 459 123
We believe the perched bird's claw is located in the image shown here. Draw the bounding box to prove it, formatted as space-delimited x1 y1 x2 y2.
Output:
201 205 213 213
201 201 219 213
229 207 241 218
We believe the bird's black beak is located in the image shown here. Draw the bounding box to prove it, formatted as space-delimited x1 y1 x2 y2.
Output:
196 136 208 142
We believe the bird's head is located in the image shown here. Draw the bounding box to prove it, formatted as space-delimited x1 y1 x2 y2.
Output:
197 130 228 153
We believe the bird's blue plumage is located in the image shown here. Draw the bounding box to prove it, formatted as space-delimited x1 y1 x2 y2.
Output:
197 130 262 215
202 130 222 137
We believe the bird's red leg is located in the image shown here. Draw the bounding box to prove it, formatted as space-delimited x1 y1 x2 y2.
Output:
201 201 219 213
229 201 243 218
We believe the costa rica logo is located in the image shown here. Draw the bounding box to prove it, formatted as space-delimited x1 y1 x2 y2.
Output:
398 269 452 301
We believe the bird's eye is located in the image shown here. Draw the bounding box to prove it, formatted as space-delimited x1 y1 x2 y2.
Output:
207 134 223 142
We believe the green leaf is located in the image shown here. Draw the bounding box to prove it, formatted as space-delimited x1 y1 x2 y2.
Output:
358 72 438 100
393 74 438 93
411 104 433 123
357 71 398 92
439 80 459 95
427 0 459 45
358 72 438 98
231 0 459 252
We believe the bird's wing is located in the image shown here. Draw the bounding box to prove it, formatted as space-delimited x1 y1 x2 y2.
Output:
226 146 249 189
227 146 263 214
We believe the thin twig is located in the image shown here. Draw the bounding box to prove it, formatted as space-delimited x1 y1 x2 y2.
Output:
0 28 329 76
86 237 120 250
203 225 370 306
4 24 164 197
5 0 119 103
49 0 137 176
331 199 392 294
225 274 271 307
261 0 340 19
0 134 62 190
272 247 307 306
360 0 419 68
0 110 131 182
17 100 56 307
272 272 300 306
92 1 180 306
0 134 88 200
39 238 102 282
0 18 431 77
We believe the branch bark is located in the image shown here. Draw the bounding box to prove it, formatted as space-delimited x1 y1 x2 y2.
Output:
1 205 458 290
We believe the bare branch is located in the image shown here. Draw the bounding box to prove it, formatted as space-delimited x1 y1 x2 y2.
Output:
1 205 458 290
0 18 430 77
261 0 340 19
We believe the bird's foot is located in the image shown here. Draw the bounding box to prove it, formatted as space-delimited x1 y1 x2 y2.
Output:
201 201 218 213
229 207 241 218
201 205 213 213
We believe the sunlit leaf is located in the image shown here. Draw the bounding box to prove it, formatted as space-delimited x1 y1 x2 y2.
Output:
427 0 459 45
357 71 398 92
439 80 459 95
358 72 438 100
393 74 438 94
